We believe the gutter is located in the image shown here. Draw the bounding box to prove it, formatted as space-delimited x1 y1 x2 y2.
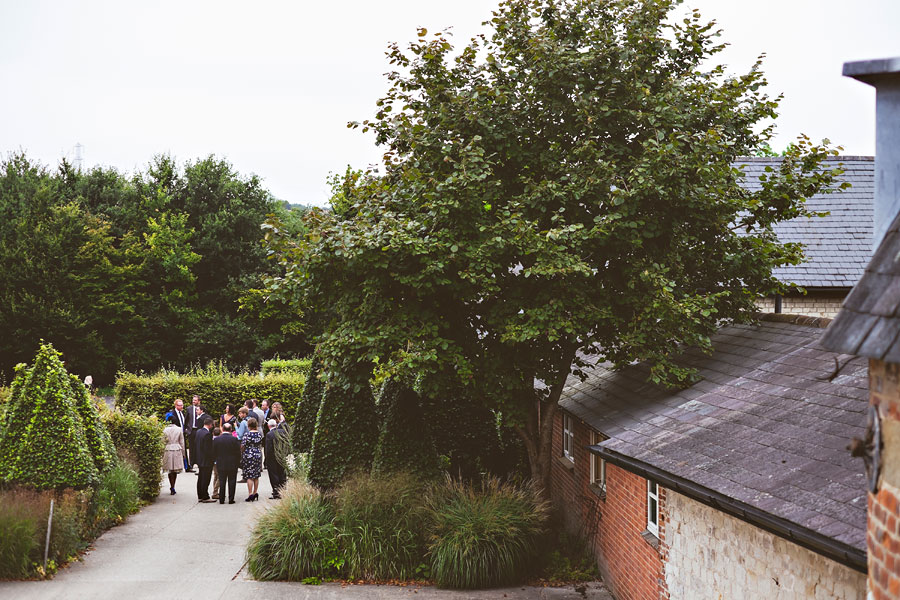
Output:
589 444 867 573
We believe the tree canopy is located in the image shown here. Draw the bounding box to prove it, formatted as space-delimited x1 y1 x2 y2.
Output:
264 0 845 493
0 153 311 382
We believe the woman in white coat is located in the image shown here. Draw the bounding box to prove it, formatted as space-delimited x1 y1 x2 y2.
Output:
163 414 186 495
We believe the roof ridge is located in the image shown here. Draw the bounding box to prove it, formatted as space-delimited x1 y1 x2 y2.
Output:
736 156 874 162
755 312 833 329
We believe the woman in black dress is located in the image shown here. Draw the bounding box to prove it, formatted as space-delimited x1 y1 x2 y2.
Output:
219 403 237 432
241 418 263 501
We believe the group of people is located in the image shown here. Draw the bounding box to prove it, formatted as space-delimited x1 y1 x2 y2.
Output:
162 395 288 504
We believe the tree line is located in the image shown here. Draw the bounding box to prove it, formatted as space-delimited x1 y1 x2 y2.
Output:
0 152 311 384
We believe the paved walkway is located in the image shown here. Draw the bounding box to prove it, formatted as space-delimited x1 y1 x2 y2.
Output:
0 471 612 600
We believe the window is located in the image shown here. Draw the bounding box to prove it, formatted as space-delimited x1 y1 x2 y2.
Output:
562 414 575 462
647 480 660 537
590 431 607 494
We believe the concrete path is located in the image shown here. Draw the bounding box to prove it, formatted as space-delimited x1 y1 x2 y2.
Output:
0 471 612 600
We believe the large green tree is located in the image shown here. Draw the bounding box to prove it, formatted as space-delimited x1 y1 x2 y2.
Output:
264 0 845 494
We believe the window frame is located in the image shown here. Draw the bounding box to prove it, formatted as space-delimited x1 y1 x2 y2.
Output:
562 414 575 463
647 479 660 537
590 430 607 494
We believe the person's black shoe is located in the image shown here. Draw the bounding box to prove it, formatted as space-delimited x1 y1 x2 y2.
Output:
184 468 194 473
199 498 215 503
228 500 235 504
219 500 224 504
269 495 281 500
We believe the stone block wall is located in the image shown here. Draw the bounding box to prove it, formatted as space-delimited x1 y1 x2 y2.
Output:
868 358 900 599
551 410 667 600
664 491 865 599
756 293 847 319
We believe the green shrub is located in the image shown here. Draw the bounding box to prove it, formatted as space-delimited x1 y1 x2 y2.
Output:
307 377 379 490
100 409 164 501
94 464 140 528
246 479 342 581
261 357 312 376
69 375 117 474
0 344 99 490
292 352 325 454
426 477 550 589
115 364 305 420
0 499 39 579
372 378 440 479
332 471 428 580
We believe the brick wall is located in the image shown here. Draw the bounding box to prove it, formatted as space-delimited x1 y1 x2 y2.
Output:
551 411 667 600
665 490 865 599
868 358 900 599
756 292 847 318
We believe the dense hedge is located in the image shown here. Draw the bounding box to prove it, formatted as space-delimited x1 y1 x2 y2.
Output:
100 409 164 501
291 352 325 454
307 378 379 490
115 367 306 420
70 376 117 475
261 358 311 376
372 378 440 479
0 344 101 490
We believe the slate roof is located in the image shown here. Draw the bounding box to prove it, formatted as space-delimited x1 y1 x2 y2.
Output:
560 314 868 562
737 156 874 289
822 209 900 360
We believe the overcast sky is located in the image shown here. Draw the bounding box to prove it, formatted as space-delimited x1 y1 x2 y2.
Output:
2 1 898 206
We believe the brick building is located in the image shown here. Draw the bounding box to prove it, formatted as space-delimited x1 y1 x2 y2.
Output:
740 156 874 319
552 314 867 599
821 56 900 600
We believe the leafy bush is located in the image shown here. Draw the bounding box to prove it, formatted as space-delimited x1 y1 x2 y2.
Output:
0 344 100 490
100 409 164 500
425 477 550 589
333 471 427 580
116 364 305 420
261 357 312 376
307 377 378 490
94 464 140 528
372 378 440 479
69 375 117 474
246 479 342 581
292 352 325 454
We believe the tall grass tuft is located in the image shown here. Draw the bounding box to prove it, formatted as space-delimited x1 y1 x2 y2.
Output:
0 493 39 579
94 464 140 529
425 476 550 589
246 479 342 581
332 471 427 580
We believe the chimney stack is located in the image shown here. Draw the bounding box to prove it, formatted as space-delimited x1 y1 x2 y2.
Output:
843 57 900 250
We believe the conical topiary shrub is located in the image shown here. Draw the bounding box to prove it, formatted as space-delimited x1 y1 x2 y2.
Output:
69 373 117 474
0 343 101 490
307 375 378 490
292 351 326 454
372 377 441 479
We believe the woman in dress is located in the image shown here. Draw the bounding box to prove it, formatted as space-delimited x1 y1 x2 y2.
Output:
241 417 263 501
162 414 186 495
219 403 237 432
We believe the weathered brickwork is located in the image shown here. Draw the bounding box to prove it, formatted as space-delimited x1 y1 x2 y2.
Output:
868 358 900 599
665 491 865 599
756 293 847 318
551 411 667 600
868 483 900 599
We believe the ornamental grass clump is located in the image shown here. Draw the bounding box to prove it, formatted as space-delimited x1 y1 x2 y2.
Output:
332 471 428 580
94 464 140 528
426 476 550 589
0 491 40 579
246 479 342 581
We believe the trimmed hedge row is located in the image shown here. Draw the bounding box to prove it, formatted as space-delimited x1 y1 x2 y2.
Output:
100 409 164 501
115 369 306 420
261 358 312 376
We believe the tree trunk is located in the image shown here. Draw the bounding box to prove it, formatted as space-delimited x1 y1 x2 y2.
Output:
515 355 574 502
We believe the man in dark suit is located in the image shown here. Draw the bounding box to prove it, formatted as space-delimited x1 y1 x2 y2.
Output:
213 423 241 504
185 395 203 471
195 416 215 502
170 398 190 471
265 420 287 499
